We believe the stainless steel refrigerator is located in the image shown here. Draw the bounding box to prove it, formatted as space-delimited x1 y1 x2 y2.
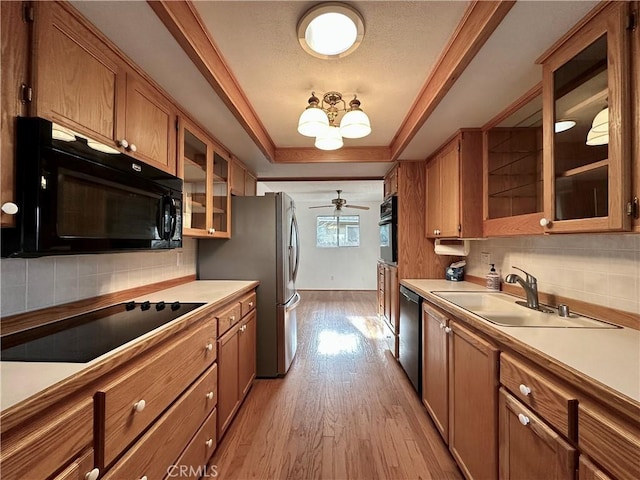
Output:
197 192 301 377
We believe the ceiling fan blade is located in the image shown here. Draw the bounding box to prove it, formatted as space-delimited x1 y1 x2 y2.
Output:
344 204 370 210
308 205 334 209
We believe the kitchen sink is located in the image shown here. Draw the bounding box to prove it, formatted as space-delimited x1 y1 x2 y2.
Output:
430 291 618 329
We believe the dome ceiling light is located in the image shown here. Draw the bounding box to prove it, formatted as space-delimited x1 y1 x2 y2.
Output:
297 3 365 59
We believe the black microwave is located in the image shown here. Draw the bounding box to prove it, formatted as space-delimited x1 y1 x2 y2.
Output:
2 117 182 257
379 195 398 264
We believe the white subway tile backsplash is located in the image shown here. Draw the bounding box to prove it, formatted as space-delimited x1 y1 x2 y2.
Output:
468 234 640 315
1 238 197 317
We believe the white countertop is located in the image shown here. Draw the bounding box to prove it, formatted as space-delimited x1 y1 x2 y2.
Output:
1 280 257 411
401 279 640 404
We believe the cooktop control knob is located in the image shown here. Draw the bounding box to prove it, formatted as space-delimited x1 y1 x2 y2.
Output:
171 301 181 311
141 301 151 311
156 301 166 311
125 301 136 311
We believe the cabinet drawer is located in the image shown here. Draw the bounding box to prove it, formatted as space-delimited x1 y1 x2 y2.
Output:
96 318 217 468
169 408 218 479
217 303 242 336
500 353 577 438
579 402 640 480
0 398 93 480
52 449 94 480
104 363 218 480
240 292 256 317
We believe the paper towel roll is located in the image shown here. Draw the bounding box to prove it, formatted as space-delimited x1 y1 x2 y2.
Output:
434 239 470 256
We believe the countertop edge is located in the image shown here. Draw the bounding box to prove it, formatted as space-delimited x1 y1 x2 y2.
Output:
0 280 259 433
401 279 640 423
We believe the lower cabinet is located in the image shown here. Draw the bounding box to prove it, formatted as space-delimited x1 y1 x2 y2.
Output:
378 261 399 358
218 304 257 439
448 320 499 480
578 456 612 480
499 389 576 480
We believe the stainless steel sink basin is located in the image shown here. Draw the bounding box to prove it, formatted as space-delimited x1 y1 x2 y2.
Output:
430 291 618 328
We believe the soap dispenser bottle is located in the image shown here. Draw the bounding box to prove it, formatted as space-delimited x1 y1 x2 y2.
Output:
486 264 500 291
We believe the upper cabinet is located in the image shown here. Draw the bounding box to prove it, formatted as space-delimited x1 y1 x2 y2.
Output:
32 2 176 174
230 157 257 197
539 2 633 233
426 130 483 239
483 85 545 237
179 118 230 238
384 165 398 198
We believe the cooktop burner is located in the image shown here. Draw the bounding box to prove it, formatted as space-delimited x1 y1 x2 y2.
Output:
1 301 205 363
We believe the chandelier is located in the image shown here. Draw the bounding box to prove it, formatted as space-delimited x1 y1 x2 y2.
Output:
297 91 371 151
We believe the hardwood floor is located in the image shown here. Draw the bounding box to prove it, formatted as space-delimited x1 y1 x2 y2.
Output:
210 290 462 480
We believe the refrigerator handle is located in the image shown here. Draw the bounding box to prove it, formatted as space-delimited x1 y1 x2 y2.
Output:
286 292 301 311
291 212 300 283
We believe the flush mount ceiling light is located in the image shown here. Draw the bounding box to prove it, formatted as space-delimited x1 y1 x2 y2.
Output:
297 91 371 150
554 120 576 133
297 3 365 59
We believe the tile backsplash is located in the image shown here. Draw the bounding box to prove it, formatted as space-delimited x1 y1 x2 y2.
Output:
1 238 197 317
466 234 640 314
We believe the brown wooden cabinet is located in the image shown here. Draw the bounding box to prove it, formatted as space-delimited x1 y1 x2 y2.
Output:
1 1 30 228
230 156 257 197
421 302 449 443
217 299 256 439
425 130 483 239
179 117 231 238
245 171 257 196
384 165 398 198
578 456 612 480
499 389 576 480
378 262 399 358
31 2 177 174
632 1 640 233
52 449 95 480
482 85 545 237
539 1 634 233
448 319 498 480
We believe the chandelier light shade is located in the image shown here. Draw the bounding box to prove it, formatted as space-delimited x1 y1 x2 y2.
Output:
297 3 365 59
585 107 609 146
298 91 370 150
315 124 344 151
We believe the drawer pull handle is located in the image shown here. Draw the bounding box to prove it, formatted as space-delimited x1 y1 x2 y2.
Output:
518 413 530 426
230 315 235 321
206 391 214 400
439 323 445 329
206 343 213 352
85 468 100 480
133 400 146 412
443 326 452 334
206 439 214 448
249 301 254 308
519 384 532 396
140 476 148 480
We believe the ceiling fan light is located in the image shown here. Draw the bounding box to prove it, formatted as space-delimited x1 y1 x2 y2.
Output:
340 109 371 138
591 107 609 134
586 129 609 146
315 125 343 151
554 120 576 133
333 206 342 217
298 106 329 137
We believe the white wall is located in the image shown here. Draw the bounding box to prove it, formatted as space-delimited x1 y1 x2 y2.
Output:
466 234 640 314
1 238 197 317
294 201 380 290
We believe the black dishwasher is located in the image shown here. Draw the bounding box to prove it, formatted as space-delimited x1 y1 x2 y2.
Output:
398 285 422 395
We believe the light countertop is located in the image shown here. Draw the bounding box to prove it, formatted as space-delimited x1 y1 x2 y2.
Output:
401 279 640 405
1 280 257 411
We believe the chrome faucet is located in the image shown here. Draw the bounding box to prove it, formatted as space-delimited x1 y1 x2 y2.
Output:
505 266 548 312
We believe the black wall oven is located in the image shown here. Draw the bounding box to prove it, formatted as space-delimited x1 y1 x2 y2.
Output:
379 195 398 264
2 117 182 257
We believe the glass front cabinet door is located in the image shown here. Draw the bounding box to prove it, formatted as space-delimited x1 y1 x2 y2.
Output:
540 2 633 233
179 118 231 238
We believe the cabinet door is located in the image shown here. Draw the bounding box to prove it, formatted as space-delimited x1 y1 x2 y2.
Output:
230 158 246 196
211 151 231 238
439 141 461 237
33 1 122 146
217 324 239 439
377 263 385 319
422 302 449 443
1 1 30 228
238 311 257 398
245 172 257 196
449 320 498 480
124 74 176 174
388 265 398 332
542 2 631 232
578 456 612 480
499 389 576 480
180 118 212 235
426 157 441 237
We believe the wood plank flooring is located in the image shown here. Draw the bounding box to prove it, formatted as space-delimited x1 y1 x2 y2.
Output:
210 291 462 480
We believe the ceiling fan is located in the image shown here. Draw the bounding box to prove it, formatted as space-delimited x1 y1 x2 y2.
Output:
308 190 370 213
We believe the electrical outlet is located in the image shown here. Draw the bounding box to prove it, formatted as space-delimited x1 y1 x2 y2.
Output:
481 252 491 265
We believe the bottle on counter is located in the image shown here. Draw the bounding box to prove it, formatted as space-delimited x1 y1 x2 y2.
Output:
486 264 500 291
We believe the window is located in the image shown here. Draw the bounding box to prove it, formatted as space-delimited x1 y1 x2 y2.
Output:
316 215 360 247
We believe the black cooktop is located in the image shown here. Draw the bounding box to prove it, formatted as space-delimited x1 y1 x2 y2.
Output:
1 301 204 363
